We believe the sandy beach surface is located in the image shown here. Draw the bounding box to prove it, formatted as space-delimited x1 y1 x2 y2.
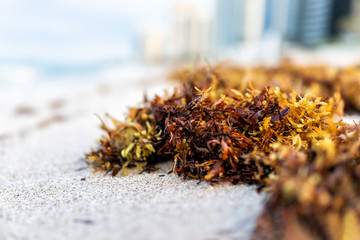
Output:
0 66 265 240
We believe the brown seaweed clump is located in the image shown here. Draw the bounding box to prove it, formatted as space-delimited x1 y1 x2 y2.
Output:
252 125 360 240
86 62 360 239
87 64 344 184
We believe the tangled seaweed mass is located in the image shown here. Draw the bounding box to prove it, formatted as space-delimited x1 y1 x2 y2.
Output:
87 62 360 240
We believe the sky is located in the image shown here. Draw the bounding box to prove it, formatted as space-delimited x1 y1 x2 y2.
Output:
0 0 215 84
0 0 175 64
0 0 215 63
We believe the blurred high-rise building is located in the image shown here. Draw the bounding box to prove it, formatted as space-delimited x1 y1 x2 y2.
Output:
243 0 266 43
215 0 245 47
216 0 266 46
294 0 333 46
141 0 355 62
264 0 293 38
168 3 214 60
329 0 351 37
265 0 345 46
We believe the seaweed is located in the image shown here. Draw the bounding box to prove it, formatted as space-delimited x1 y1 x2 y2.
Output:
86 62 360 239
86 64 344 184
252 125 360 240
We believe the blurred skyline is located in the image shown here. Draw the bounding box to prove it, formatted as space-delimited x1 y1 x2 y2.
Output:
0 0 359 85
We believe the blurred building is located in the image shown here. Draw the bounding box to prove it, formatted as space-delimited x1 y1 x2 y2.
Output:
289 0 333 46
329 0 352 37
265 0 339 46
141 0 356 62
215 0 267 45
215 0 245 47
243 0 266 43
341 0 360 39
264 0 294 39
167 3 214 61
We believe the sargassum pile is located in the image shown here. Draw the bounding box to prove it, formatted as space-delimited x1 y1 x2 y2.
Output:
87 62 360 240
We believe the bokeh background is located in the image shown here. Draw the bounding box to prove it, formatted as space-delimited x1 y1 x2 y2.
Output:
0 0 359 86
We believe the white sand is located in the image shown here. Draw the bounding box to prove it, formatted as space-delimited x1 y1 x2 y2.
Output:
0 67 265 240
